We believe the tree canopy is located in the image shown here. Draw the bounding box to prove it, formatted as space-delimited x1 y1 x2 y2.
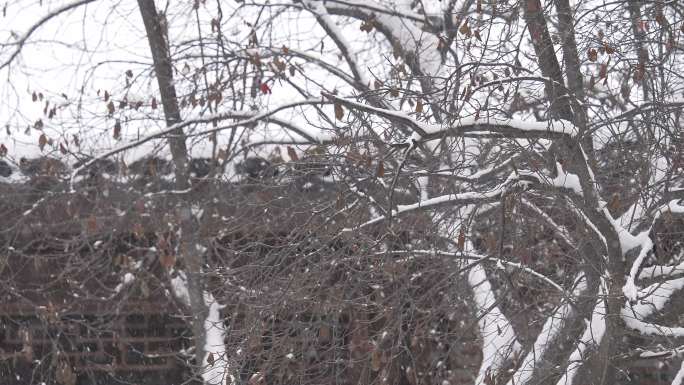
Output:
1 1 684 385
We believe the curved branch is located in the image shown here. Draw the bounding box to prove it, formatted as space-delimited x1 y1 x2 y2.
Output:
324 92 579 139
0 0 97 70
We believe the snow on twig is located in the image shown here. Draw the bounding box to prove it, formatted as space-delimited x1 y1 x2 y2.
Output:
623 199 684 301
323 0 441 76
324 93 579 139
638 262 684 280
622 277 684 337
342 184 507 232
551 162 583 195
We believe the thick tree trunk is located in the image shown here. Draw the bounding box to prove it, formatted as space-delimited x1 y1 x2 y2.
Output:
137 0 209 376
522 2 626 384
521 0 573 122
554 0 594 157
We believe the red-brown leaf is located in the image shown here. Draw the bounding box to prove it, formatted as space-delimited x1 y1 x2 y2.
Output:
376 161 384 177
159 253 176 269
587 48 597 62
38 134 48 151
599 63 607 79
287 146 298 161
334 102 344 120
457 227 465 250
459 20 471 36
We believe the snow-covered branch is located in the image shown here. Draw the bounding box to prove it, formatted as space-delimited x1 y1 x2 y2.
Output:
324 93 579 139
342 180 512 231
622 277 684 337
507 274 587 385
469 262 521 385
555 281 607 385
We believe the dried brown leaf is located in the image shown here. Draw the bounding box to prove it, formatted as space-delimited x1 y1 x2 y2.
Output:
160 252 175 269
376 160 384 177
587 48 597 62
457 227 465 250
599 63 607 79
287 146 299 161
38 133 48 151
459 20 471 36
371 349 382 371
334 102 344 120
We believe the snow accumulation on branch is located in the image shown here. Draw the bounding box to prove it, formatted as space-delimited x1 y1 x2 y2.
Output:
342 181 511 232
555 281 607 385
507 274 587 385
623 234 654 302
170 271 191 306
303 0 371 87
551 162 583 195
447 206 520 385
203 292 233 385
170 272 233 384
621 277 684 337
638 262 684 280
672 361 684 385
343 170 545 232
323 93 579 139
469 262 521 385
323 0 441 76
622 199 684 301
113 272 136 294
